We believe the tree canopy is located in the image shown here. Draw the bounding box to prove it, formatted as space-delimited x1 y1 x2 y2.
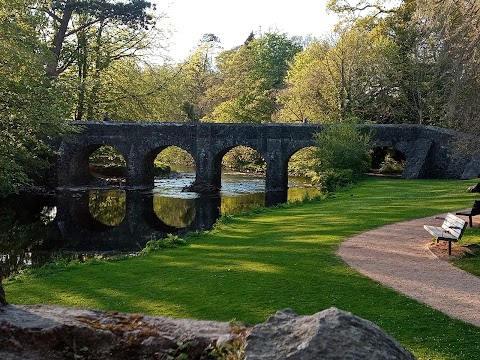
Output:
2 0 480 195
0 0 72 195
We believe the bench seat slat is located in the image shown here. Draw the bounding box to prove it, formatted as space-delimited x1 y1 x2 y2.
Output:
423 225 458 241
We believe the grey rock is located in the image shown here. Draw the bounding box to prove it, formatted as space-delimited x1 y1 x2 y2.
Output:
0 305 417 359
0 304 231 360
245 307 416 360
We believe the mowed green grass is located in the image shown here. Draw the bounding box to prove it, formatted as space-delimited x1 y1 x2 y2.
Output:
454 228 480 276
5 178 480 359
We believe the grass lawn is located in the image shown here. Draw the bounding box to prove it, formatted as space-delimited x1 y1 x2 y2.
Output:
5 177 480 359
453 228 480 276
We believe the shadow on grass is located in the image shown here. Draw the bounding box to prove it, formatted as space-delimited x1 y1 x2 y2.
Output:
6 177 480 359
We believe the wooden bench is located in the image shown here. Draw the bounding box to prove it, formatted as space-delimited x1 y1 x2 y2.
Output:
456 200 480 227
423 213 467 255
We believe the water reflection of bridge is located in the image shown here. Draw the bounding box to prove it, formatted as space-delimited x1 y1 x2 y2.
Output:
1 190 281 275
55 191 223 251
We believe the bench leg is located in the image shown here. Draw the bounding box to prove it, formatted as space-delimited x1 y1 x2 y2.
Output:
448 241 452 256
469 216 473 228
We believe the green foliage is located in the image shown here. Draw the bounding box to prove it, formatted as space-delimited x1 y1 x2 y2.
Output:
89 146 126 167
95 60 191 122
277 0 479 127
141 234 187 254
153 197 196 228
313 124 371 191
204 32 302 123
0 206 40 277
222 146 265 173
288 147 319 177
88 190 126 227
313 169 354 193
276 25 399 124
415 0 480 134
5 178 480 360
378 154 406 175
0 0 73 196
209 338 245 359
155 147 195 167
153 162 171 177
165 341 190 360
39 0 159 120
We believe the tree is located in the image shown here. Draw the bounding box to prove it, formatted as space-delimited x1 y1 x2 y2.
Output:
178 34 222 121
313 124 371 191
203 32 302 123
89 33 221 123
279 0 459 126
38 0 155 79
416 0 480 135
95 59 188 122
277 25 399 124
0 0 72 196
35 0 158 120
276 39 337 123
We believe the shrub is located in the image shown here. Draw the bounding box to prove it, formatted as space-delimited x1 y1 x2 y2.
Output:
141 234 187 254
153 161 171 177
312 169 354 192
313 124 371 192
378 154 406 175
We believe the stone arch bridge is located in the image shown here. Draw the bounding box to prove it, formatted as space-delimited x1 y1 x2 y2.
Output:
57 122 474 198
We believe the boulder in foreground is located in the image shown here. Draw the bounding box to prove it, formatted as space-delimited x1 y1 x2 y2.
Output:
0 305 415 359
245 307 416 360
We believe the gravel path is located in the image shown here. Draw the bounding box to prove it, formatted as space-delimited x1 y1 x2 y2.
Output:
338 214 480 327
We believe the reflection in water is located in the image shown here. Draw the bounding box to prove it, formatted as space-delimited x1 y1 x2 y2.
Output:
0 171 320 277
0 195 60 276
153 196 196 228
40 205 57 225
89 190 126 226
288 186 321 202
221 193 264 214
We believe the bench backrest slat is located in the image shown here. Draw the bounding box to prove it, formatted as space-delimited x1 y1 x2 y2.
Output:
441 213 467 238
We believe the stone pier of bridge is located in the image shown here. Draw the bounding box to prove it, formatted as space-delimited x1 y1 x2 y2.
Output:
56 122 476 204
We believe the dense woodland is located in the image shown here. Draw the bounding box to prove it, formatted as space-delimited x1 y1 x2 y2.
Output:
1 0 480 196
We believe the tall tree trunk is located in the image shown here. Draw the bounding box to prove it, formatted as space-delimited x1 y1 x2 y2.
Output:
46 8 73 79
75 28 88 121
87 22 105 120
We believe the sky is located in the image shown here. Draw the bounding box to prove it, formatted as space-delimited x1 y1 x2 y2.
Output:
154 0 339 63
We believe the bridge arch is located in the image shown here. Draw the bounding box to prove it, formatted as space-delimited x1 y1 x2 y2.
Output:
60 142 128 186
57 122 475 200
287 146 318 180
371 146 407 176
143 145 197 188
68 190 126 231
212 145 267 190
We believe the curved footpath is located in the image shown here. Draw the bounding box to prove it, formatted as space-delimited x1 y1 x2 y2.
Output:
338 214 480 327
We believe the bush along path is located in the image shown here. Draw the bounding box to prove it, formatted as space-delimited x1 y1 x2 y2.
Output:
4 178 480 359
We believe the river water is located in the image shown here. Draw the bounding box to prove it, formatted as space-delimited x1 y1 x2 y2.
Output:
0 169 319 275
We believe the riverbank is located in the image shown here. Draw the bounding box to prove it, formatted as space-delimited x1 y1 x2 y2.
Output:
4 178 480 359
